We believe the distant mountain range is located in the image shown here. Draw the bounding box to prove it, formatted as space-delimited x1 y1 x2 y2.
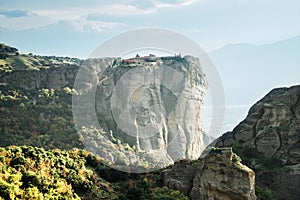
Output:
210 35 300 106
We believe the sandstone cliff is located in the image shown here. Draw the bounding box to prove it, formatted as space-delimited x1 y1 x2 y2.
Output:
215 85 300 199
73 55 207 169
164 147 256 200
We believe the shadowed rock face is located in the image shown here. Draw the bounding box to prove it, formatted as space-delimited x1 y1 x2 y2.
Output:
163 148 256 200
92 56 207 161
215 85 300 199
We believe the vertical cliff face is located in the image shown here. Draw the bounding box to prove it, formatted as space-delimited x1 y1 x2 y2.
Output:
0 65 79 90
215 85 300 199
92 55 207 161
163 148 256 200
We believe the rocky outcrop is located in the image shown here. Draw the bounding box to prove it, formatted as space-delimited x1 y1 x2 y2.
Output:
164 148 256 200
78 56 207 162
215 85 300 199
0 65 79 90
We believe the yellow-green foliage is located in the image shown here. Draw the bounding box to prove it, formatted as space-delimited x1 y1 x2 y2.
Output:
0 146 116 200
24 186 43 199
0 146 189 200
0 168 23 199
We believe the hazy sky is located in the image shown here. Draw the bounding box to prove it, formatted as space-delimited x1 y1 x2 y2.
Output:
0 0 299 57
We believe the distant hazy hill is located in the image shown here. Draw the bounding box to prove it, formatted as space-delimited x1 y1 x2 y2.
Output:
210 36 300 105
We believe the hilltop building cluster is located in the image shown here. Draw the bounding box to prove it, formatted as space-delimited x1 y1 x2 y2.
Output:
121 54 162 67
120 54 182 67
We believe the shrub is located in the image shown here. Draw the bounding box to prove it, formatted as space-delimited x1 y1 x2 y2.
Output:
256 185 279 200
151 186 189 200
261 157 283 169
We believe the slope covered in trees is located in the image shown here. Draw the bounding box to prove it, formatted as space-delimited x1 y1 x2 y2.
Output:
0 145 188 199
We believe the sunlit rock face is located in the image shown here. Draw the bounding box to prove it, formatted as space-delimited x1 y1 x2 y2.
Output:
93 55 207 161
163 148 257 200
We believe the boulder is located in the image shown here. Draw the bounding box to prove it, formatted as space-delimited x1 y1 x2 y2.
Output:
164 148 257 200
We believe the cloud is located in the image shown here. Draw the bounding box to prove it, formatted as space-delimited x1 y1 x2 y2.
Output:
127 0 200 13
0 15 54 31
154 0 200 8
34 5 154 23
36 0 200 20
187 28 205 33
91 4 156 15
0 7 127 32
0 9 35 18
65 18 126 33
0 0 201 31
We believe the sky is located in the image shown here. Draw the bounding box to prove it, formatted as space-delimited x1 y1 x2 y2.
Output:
0 0 299 57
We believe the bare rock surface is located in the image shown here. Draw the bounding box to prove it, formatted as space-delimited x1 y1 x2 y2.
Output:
215 85 300 199
71 56 208 172
90 56 207 161
164 148 256 200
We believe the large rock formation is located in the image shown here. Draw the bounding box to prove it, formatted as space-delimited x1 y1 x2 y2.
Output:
215 85 300 199
70 55 208 171
163 148 256 200
76 55 207 161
